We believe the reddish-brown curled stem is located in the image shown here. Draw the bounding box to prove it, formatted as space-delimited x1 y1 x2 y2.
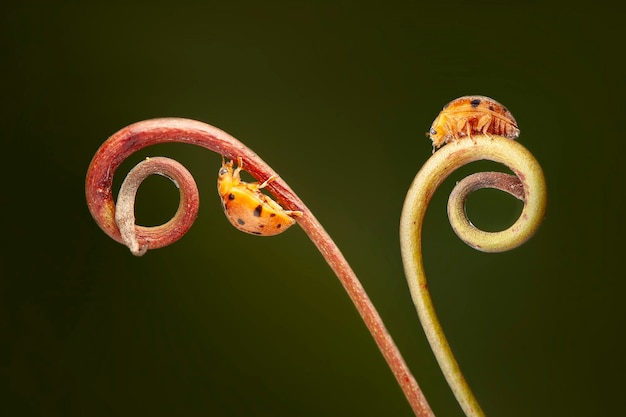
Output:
85 118 434 416
114 156 199 255
86 118 298 248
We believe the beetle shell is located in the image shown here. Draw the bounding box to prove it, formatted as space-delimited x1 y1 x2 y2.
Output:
217 157 303 236
427 95 520 149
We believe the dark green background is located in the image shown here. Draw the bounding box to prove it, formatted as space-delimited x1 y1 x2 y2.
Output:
2 2 623 416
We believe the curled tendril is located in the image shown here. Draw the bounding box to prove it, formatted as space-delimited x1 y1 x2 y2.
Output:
399 134 547 416
85 118 434 417
115 156 199 256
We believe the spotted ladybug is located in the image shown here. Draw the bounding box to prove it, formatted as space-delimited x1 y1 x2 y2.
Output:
217 157 303 236
427 95 520 149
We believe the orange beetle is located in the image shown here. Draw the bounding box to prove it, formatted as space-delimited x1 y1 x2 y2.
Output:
427 95 520 149
217 157 303 236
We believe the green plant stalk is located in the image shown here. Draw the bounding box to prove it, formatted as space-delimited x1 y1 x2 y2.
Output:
399 135 547 416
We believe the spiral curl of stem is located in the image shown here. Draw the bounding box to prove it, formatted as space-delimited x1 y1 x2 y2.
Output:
114 156 199 256
399 134 547 416
85 118 434 416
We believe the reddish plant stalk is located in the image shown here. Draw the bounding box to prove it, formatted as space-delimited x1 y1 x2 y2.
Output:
85 118 434 416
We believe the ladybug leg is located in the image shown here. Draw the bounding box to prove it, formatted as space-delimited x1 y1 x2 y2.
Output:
443 120 458 143
233 157 243 179
465 119 474 142
258 175 279 189
455 118 470 142
236 156 244 169
476 114 493 138
262 194 304 217
235 157 280 190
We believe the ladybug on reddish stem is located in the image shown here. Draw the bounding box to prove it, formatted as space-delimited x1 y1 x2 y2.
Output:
217 157 303 236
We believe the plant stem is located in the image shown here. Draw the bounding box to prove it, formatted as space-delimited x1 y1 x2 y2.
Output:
399 135 547 416
297 211 434 417
85 117 434 416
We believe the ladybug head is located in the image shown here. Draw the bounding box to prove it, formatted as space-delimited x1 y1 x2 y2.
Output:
426 124 445 149
217 158 235 196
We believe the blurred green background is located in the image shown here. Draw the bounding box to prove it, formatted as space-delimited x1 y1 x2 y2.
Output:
2 1 623 416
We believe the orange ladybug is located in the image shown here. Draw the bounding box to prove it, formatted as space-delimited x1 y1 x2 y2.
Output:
427 95 520 149
217 157 303 236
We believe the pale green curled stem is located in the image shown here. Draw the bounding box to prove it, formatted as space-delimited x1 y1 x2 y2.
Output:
399 134 547 416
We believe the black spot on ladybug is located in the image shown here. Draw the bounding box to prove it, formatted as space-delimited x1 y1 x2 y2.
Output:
259 224 264 228
237 218 245 225
488 105 495 111
253 205 263 217
252 231 262 235
270 213 276 217
470 98 481 107
502 107 509 113
228 193 235 200
276 224 282 228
